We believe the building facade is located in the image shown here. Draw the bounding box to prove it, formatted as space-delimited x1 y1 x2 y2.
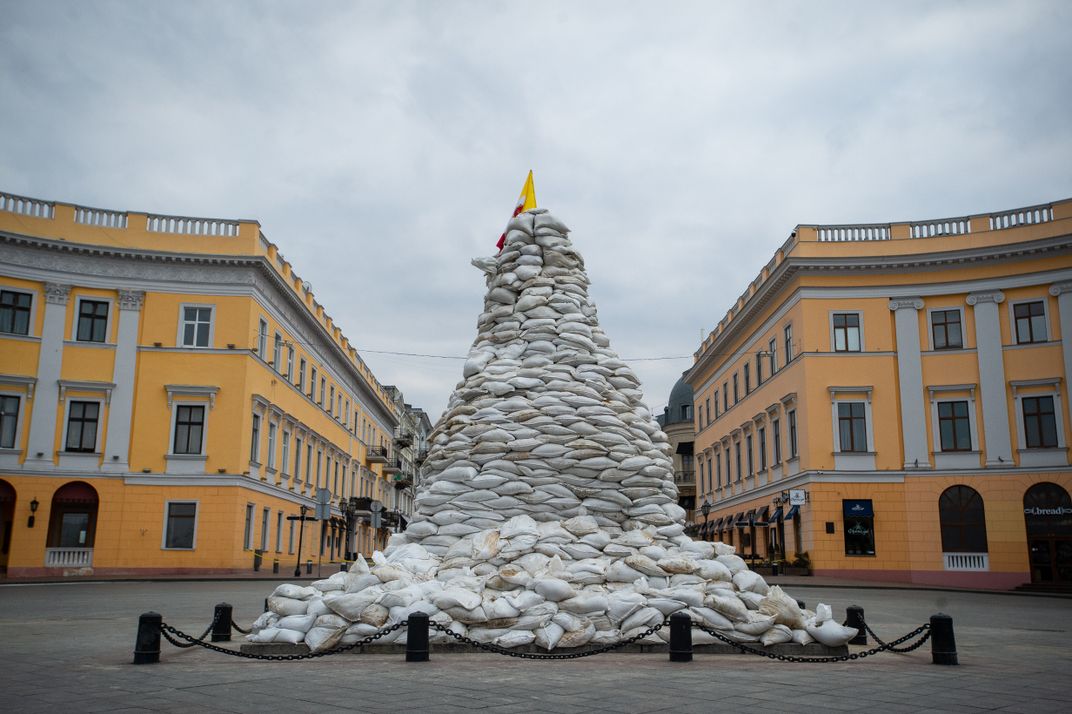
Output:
686 199 1072 589
0 190 424 577
656 377 696 525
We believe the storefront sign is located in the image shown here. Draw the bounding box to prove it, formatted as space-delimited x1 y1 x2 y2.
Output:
789 489 807 506
843 499 874 518
1024 506 1072 516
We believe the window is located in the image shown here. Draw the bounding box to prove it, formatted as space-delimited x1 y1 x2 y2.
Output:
260 507 270 551
344 399 350 427
772 418 782 463
837 402 868 452
0 290 32 335
832 313 861 352
329 386 335 416
250 414 261 463
768 338 777 375
714 397 720 419
680 403 692 421
784 324 793 363
788 410 798 458
293 436 303 482
243 504 254 549
697 405 705 428
275 511 283 552
744 364 751 393
267 422 277 469
164 502 197 549
173 405 205 455
316 449 323 488
286 345 295 381
1014 301 1047 344
180 306 212 347
938 401 972 451
333 460 339 495
733 374 739 403
931 309 963 350
714 452 721 487
299 358 307 390
76 299 109 342
939 486 987 553
65 401 99 452
722 383 728 412
725 450 731 486
843 499 875 556
1023 396 1058 449
338 395 343 420
320 377 326 406
745 434 753 476
734 441 742 482
310 367 318 398
0 395 19 449
305 443 312 484
758 426 766 470
273 333 283 370
705 398 711 426
755 354 763 385
281 430 291 475
257 319 268 357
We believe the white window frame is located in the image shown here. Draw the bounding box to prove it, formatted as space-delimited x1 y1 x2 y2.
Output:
0 387 29 454
1011 379 1066 467
1009 298 1051 346
61 396 105 454
286 345 295 382
250 412 262 465
281 428 291 476
927 385 980 469
163 386 216 472
768 338 777 375
926 306 966 352
829 310 864 353
176 303 215 348
784 323 794 365
243 503 254 550
71 295 114 344
161 500 199 550
272 332 283 371
293 434 304 485
169 402 208 456
257 318 268 358
298 358 307 390
275 510 283 552
828 387 875 470
0 286 38 338
266 420 277 471
260 506 270 551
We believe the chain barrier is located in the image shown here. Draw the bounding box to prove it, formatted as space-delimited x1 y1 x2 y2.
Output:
427 620 666 659
690 620 931 663
230 620 251 635
860 618 929 654
158 611 220 649
159 620 404 660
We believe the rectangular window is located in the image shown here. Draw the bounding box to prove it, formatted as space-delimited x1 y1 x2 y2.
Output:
837 402 867 452
0 290 32 335
722 383 728 412
180 306 212 347
286 345 295 381
316 450 323 488
745 434 754 476
333 460 339 495
76 299 109 342
758 426 766 470
344 399 350 427
305 443 312 483
294 436 303 482
772 418 781 463
734 442 742 482
715 452 721 487
273 333 283 371
164 502 197 549
310 367 318 397
733 374 739 403
843 499 876 556
755 354 763 385
768 338 777 375
784 324 793 364
275 511 283 552
65 400 99 452
938 401 972 451
744 364 751 394
267 422 277 469
1023 396 1058 448
788 410 798 458
698 405 705 429
931 309 963 350
243 504 254 549
250 413 261 463
320 377 326 406
281 430 291 475
173 405 205 455
1014 301 1047 344
329 386 335 416
299 358 307 390
260 507 270 550
257 319 268 358
725 451 731 485
0 395 20 449
832 313 861 352
705 398 711 426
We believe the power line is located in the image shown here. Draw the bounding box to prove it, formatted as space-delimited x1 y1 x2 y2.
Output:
359 349 697 362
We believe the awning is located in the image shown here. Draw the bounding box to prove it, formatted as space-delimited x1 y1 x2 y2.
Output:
745 509 757 526
734 512 747 528
712 517 724 531
754 506 771 526
784 505 800 521
843 499 874 518
770 506 784 523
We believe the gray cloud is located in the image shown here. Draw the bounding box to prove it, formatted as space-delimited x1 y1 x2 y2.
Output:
2 0 1070 418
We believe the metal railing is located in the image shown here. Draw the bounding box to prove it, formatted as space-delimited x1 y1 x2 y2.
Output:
942 552 989 571
45 547 94 568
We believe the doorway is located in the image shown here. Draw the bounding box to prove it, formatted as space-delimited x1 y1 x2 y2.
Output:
1024 482 1072 585
0 480 14 573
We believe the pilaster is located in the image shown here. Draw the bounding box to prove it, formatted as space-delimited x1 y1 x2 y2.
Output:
102 289 144 473
24 283 70 469
966 290 1013 465
1049 282 1072 409
889 297 930 469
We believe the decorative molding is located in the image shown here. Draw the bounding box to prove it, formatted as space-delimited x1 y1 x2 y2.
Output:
43 282 71 305
966 290 1005 306
828 385 874 401
1009 377 1061 396
58 379 115 405
0 374 37 399
165 384 220 409
117 289 145 311
1049 281 1072 297
928 383 977 398
779 392 798 406
888 297 924 311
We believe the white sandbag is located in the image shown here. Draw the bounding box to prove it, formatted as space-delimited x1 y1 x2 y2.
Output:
533 577 576 602
499 514 540 539
646 598 687 616
758 586 806 629
273 628 305 644
472 530 502 560
624 554 667 577
562 515 600 535
305 625 347 653
705 593 750 622
791 628 815 645
656 557 696 574
558 593 608 614
689 606 734 631
405 520 439 538
249 611 279 634
606 560 645 582
739 591 765 610
732 570 770 595
326 590 382 620
534 622 565 650
807 619 858 647
276 614 317 633
734 613 776 636
495 630 536 648
715 554 747 574
346 573 382 593
272 584 317 600
814 603 833 624
682 540 716 559
360 604 389 627
621 606 662 632
693 559 733 581
558 621 597 648
267 596 308 617
760 624 794 646
431 588 482 611
248 626 280 643
312 572 347 592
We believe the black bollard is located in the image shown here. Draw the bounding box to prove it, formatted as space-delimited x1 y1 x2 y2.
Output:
844 605 867 646
212 603 233 642
930 613 958 665
340 562 347 573
133 612 162 664
668 612 693 662
406 612 430 662
264 597 269 613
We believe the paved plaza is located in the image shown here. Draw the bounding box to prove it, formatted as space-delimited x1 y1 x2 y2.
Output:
0 579 1068 713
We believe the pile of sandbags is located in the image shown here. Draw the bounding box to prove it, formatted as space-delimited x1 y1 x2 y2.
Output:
250 208 857 652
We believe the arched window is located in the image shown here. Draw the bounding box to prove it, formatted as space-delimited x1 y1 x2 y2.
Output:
939 485 988 553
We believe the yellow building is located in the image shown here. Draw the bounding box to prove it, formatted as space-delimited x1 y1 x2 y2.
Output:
685 199 1072 590
0 190 426 578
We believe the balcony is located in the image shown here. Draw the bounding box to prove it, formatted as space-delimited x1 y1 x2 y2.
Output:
393 473 413 489
45 547 93 568
366 446 389 464
393 428 413 447
674 469 695 486
414 447 429 465
943 552 989 571
383 457 402 475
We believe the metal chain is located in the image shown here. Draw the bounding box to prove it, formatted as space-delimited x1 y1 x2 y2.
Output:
860 618 927 654
690 620 931 663
159 611 221 649
230 620 251 635
426 620 666 659
159 620 404 660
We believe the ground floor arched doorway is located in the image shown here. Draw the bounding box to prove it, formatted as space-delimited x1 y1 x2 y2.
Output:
1024 482 1072 585
0 479 15 573
45 481 99 568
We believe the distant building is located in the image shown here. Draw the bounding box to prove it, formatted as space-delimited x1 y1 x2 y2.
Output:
656 376 696 526
685 198 1072 589
0 190 425 577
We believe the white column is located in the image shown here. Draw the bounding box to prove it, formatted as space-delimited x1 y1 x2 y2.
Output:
967 290 1013 466
889 298 930 469
101 290 144 473
1050 281 1072 402
24 283 70 468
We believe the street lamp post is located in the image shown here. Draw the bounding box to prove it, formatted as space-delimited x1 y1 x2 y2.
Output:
287 504 312 578
700 499 711 542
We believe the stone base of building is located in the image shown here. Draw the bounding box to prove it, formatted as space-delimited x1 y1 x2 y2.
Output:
814 567 1029 590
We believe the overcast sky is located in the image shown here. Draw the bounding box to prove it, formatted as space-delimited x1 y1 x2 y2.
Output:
2 1 1070 421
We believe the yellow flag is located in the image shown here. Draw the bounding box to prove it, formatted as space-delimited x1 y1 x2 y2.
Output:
498 171 537 250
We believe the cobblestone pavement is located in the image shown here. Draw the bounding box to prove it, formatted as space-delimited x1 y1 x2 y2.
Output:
0 580 1067 713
